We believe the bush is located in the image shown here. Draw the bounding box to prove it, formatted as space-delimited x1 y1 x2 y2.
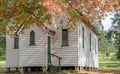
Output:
0 56 5 61
106 52 110 57
0 47 5 56
116 48 120 59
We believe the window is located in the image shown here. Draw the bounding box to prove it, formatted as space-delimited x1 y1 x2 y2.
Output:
30 30 35 45
14 35 19 49
82 27 84 48
62 29 68 46
95 38 97 54
90 33 91 52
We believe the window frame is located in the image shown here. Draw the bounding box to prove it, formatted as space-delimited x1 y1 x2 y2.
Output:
82 27 85 48
90 33 91 52
62 29 69 46
29 30 35 46
95 38 97 54
14 35 19 49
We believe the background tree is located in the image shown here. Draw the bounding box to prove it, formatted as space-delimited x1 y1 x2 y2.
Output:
98 29 115 59
109 10 120 59
0 34 5 56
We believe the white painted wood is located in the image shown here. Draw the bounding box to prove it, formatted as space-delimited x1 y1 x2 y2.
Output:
6 20 98 68
52 25 79 66
19 25 47 67
6 35 19 67
78 22 98 68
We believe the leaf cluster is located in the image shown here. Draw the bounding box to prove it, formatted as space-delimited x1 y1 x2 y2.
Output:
0 0 119 35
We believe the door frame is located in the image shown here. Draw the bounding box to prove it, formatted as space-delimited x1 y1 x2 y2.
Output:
47 36 51 67
46 33 54 70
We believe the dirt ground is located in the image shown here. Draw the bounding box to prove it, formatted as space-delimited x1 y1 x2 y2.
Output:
90 67 120 74
0 67 120 74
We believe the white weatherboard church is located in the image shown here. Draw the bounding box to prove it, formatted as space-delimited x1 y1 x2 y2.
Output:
6 16 98 72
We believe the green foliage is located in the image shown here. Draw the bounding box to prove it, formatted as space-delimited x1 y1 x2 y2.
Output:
0 35 6 56
0 56 5 61
98 30 115 56
0 0 52 35
116 48 120 59
0 48 5 56
106 52 110 57
111 10 120 25
0 0 118 35
110 10 120 60
70 9 79 21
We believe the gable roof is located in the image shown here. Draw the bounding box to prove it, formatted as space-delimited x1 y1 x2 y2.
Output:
15 23 55 36
42 24 56 35
81 18 99 36
15 24 24 35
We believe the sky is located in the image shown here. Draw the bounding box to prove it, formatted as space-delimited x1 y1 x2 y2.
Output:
102 14 114 31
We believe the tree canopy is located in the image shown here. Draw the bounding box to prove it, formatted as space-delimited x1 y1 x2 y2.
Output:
0 0 120 35
108 10 120 59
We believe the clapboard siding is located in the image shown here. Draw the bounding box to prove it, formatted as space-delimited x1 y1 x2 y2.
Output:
94 36 98 68
53 25 78 66
78 22 85 67
6 35 19 67
78 22 98 68
6 20 98 68
19 25 47 67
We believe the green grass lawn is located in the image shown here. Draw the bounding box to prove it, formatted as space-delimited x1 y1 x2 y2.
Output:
0 60 5 67
99 60 120 69
0 56 5 67
0 54 120 74
99 53 120 69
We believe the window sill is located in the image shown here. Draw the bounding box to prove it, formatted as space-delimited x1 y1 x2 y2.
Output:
61 45 69 47
13 47 19 49
29 44 36 46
